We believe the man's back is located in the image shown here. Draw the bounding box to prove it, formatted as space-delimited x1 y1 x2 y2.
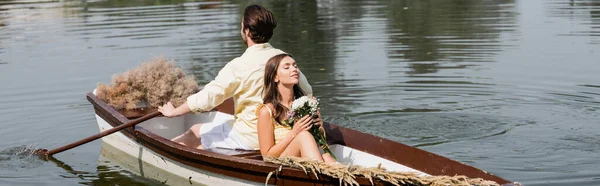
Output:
230 43 285 149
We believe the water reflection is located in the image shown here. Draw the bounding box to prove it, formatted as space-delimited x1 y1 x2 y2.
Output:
546 0 600 44
0 3 7 59
47 155 165 186
87 0 186 8
69 0 242 83
383 0 518 63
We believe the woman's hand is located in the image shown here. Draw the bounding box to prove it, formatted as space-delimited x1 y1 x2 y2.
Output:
158 102 176 118
291 115 313 136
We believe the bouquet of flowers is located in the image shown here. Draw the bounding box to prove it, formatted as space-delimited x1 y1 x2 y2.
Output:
283 96 337 160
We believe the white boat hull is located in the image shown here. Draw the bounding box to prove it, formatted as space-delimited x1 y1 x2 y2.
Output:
96 112 262 186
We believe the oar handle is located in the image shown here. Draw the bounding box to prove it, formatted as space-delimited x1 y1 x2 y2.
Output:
42 111 162 156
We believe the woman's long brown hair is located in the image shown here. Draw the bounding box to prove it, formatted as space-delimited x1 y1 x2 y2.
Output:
263 53 306 124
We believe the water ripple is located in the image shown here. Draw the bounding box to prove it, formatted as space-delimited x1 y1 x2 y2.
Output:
329 112 525 148
0 146 45 171
560 134 600 153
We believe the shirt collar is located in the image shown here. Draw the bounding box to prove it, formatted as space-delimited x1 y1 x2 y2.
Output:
245 43 273 52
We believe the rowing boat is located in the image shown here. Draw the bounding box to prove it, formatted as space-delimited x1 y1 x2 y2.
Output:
87 91 517 185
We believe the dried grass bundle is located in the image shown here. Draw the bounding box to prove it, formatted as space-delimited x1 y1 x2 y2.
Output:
96 57 199 110
264 156 510 186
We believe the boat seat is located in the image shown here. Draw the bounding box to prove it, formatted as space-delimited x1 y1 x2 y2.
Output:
204 147 261 158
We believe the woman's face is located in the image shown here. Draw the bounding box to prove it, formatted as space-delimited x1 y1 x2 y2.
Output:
275 56 299 86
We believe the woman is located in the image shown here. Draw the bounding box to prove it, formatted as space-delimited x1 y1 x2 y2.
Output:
257 53 336 163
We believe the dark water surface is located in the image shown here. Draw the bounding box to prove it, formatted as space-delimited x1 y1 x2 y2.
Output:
1 0 599 185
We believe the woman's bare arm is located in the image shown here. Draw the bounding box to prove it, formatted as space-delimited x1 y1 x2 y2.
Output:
257 105 313 157
258 106 295 157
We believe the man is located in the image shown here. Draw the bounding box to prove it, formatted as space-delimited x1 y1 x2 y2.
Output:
158 5 313 150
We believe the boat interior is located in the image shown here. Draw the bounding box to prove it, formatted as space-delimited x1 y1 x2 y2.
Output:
136 111 263 158
127 106 427 174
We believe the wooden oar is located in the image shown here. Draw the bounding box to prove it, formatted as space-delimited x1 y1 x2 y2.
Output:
36 111 162 157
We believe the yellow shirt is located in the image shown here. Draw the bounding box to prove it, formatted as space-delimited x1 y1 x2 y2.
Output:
186 43 312 150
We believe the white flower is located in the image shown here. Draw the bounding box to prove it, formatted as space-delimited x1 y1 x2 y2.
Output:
292 96 310 110
308 98 319 113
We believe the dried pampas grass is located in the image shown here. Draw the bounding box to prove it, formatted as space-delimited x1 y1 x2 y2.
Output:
264 156 506 186
96 57 199 110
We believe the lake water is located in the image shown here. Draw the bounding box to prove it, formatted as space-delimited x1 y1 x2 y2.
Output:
0 0 599 185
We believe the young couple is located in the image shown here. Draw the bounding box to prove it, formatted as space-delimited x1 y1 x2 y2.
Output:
157 5 336 163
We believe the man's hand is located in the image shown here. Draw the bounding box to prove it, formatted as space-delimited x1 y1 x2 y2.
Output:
158 102 176 118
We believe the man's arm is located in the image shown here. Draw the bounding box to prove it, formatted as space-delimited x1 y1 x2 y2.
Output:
158 102 191 118
187 63 240 113
159 62 240 117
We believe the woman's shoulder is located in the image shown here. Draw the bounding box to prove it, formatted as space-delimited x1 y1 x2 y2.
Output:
257 103 275 117
264 103 275 110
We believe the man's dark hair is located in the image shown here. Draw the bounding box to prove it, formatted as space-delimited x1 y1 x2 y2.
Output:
243 5 277 43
